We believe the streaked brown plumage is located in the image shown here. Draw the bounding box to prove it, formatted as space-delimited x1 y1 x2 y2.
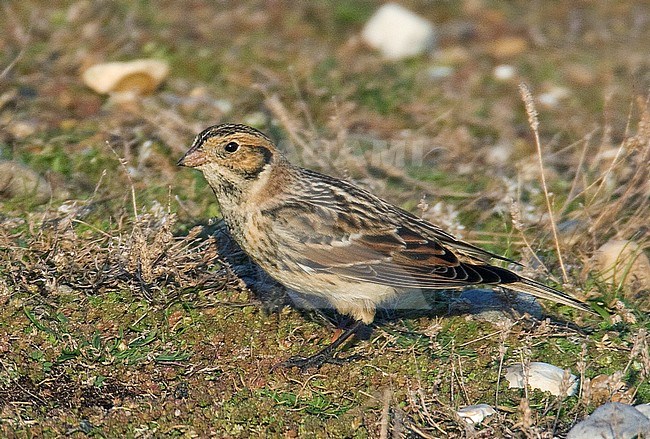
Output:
178 124 592 366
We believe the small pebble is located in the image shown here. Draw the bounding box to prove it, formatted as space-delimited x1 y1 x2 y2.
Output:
493 64 516 81
362 3 436 60
427 65 454 80
82 59 170 95
457 403 496 425
506 362 578 396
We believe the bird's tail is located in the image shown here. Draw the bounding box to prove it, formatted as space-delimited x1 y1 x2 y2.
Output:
506 278 594 314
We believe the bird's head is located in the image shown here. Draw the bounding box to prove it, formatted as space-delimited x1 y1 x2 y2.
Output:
178 124 283 209
179 123 294 222
178 124 278 182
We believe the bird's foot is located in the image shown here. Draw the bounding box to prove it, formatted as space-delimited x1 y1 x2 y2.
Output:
273 351 362 372
272 320 366 372
279 352 342 371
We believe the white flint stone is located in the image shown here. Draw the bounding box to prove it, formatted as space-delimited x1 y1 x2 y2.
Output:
0 161 52 204
592 239 650 290
505 362 578 396
537 86 570 108
636 403 650 418
486 142 512 164
493 64 516 81
457 403 496 425
427 65 454 80
362 3 436 60
82 59 169 95
567 402 650 439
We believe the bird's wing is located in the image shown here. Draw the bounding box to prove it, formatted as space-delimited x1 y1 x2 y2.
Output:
389 206 518 265
325 226 521 289
296 168 517 266
267 199 519 290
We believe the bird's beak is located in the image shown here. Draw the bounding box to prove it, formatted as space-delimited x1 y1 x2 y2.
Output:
177 146 207 168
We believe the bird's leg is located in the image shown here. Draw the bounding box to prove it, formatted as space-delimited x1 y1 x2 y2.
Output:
276 320 365 371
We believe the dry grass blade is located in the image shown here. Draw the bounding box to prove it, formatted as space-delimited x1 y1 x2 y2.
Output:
518 83 568 283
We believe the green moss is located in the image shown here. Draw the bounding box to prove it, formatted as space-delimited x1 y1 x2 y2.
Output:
333 1 374 25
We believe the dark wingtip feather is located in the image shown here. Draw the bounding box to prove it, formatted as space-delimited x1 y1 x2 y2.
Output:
507 278 596 315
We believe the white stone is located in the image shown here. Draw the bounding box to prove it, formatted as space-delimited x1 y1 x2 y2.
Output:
457 404 496 425
493 64 516 81
427 65 454 80
592 239 650 291
537 86 570 108
0 161 52 204
362 3 436 60
82 59 169 95
567 402 650 439
486 142 512 164
505 362 578 396
636 403 650 419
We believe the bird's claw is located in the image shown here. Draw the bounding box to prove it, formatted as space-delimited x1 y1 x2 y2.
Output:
273 351 361 372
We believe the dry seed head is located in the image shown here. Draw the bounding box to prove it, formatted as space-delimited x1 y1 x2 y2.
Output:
518 83 539 132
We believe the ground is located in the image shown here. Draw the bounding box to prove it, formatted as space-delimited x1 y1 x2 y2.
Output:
0 1 648 438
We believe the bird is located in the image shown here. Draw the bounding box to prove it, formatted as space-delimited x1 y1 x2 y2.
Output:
178 123 593 369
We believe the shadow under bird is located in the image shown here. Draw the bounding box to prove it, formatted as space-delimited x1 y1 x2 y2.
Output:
178 123 593 369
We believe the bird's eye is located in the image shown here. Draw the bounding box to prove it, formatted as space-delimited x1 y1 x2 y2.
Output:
224 141 239 153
